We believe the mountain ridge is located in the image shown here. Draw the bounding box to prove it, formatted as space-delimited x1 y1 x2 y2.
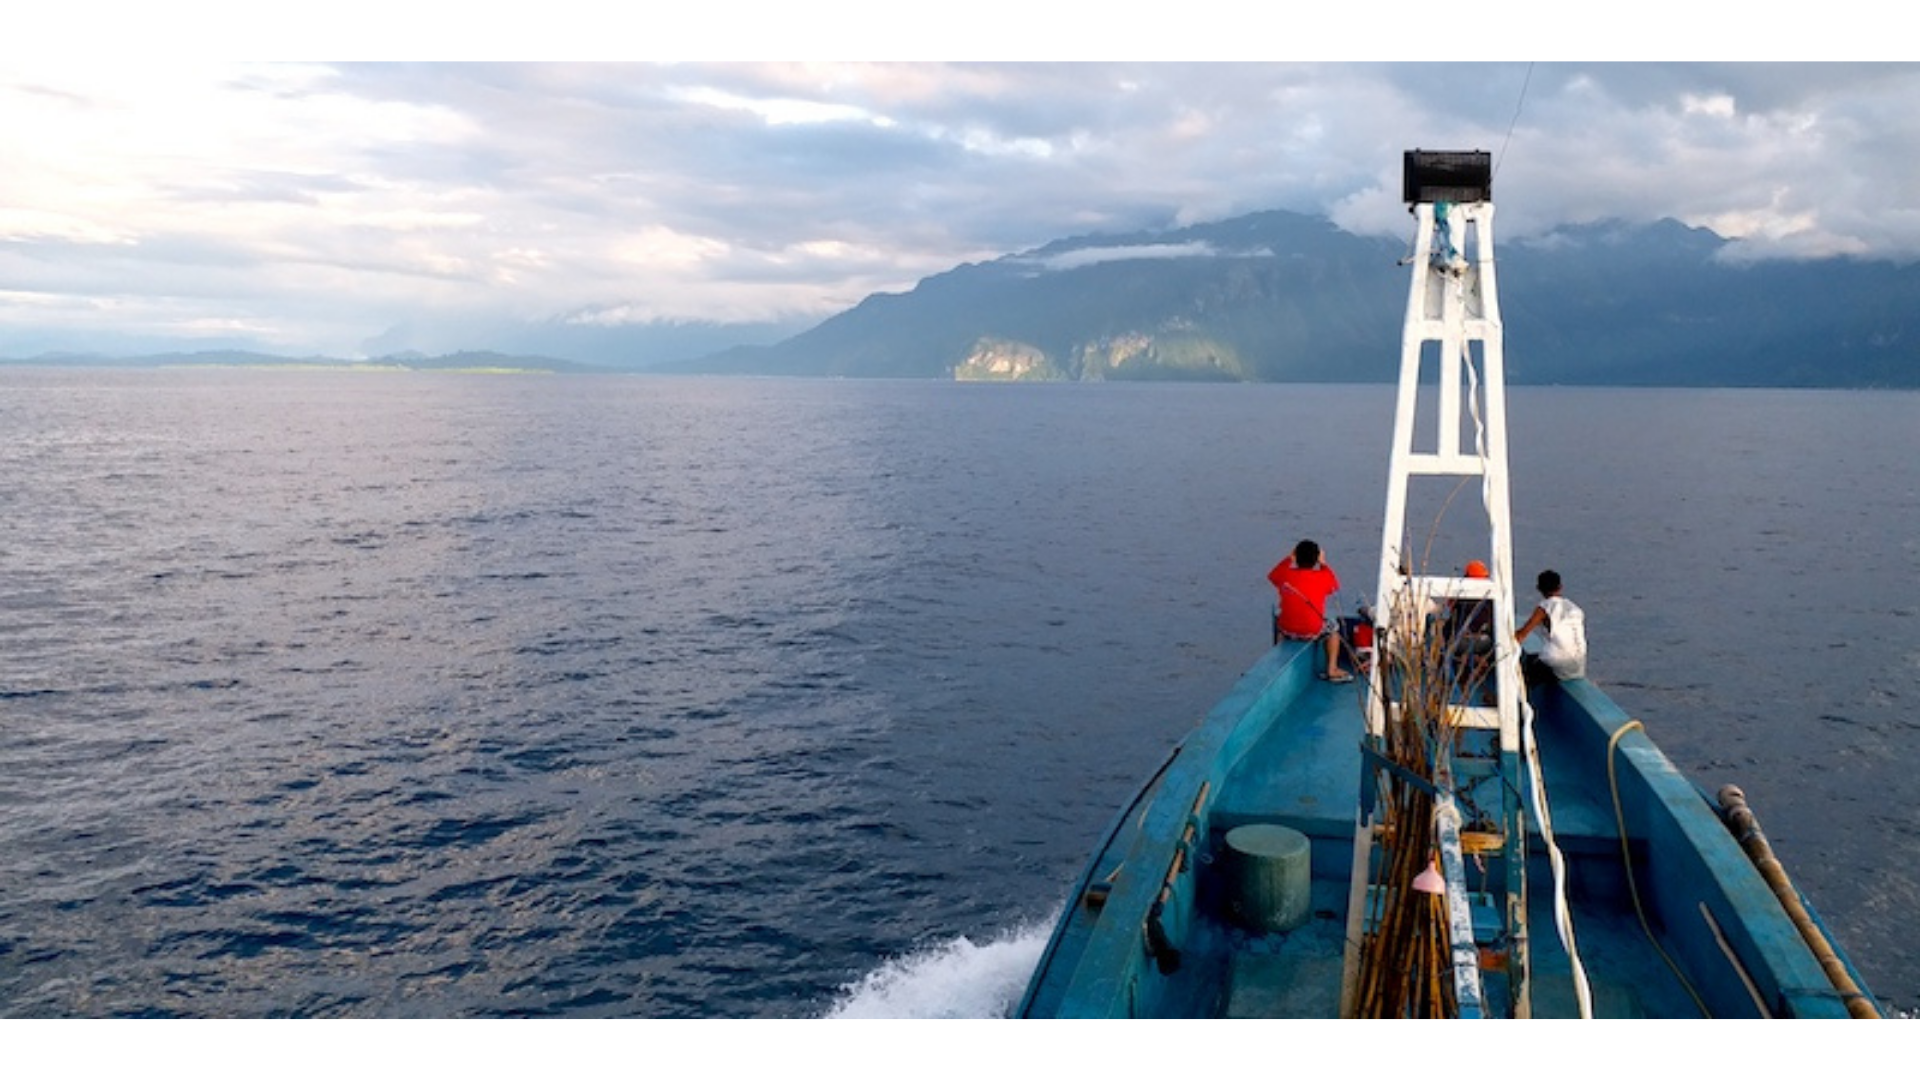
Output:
676 209 1920 388
11 210 1919 388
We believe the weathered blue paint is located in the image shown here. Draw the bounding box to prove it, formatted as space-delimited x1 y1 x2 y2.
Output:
1017 650 1879 1019
1536 680 1860 1018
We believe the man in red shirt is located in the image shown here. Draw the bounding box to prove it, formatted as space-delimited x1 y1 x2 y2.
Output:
1268 539 1352 682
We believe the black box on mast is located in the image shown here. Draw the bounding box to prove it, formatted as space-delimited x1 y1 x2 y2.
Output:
1403 150 1492 204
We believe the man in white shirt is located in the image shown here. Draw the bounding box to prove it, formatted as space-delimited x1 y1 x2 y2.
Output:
1515 569 1587 684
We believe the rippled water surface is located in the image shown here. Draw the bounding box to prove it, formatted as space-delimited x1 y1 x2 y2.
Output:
1 370 1914 1016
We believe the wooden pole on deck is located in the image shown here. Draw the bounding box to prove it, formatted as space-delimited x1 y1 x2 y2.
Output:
1717 784 1880 1019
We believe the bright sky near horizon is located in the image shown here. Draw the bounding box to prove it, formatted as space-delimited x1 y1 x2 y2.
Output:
4 13 1914 359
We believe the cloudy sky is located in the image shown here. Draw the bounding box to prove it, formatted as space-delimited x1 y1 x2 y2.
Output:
5 47 1916 360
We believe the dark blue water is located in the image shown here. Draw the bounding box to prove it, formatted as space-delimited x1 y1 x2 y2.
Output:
1 370 1914 1017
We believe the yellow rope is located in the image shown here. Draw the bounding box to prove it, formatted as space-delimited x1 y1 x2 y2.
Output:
1606 719 1712 1017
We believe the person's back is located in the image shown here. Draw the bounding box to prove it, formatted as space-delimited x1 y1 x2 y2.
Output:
1517 569 1587 683
1538 593 1587 679
1267 538 1354 682
1270 540 1339 640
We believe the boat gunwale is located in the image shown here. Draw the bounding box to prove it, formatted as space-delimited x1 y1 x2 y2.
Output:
1536 678 1871 1018
1017 647 1882 1018
1018 640 1321 1017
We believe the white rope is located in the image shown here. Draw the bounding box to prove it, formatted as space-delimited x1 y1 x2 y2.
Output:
1456 290 1593 1017
1464 336 1488 459
1520 695 1593 1017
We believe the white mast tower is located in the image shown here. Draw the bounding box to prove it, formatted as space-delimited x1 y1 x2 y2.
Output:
1342 151 1587 1019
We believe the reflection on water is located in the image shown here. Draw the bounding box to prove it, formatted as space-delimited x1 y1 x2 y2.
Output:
0 371 1912 1016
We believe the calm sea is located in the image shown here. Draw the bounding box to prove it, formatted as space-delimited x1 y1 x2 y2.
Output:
1 369 1914 1018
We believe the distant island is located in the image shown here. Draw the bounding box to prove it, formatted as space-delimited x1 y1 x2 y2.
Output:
10 209 1920 389
0 349 603 375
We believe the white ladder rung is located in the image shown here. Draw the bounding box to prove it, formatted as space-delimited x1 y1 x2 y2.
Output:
1451 705 1502 730
1397 575 1497 600
1404 452 1487 476
1409 318 1500 338
1373 700 1501 730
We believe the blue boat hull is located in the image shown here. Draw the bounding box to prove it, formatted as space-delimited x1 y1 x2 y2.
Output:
1016 638 1877 1018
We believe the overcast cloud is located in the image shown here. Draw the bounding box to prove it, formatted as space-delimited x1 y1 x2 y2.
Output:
4 60 1917 359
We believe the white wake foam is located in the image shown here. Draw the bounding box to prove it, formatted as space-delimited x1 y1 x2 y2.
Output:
824 916 1057 1019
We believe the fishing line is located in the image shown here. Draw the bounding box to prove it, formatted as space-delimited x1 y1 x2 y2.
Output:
1494 62 1534 182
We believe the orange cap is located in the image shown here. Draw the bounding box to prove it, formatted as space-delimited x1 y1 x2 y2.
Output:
1465 560 1489 578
